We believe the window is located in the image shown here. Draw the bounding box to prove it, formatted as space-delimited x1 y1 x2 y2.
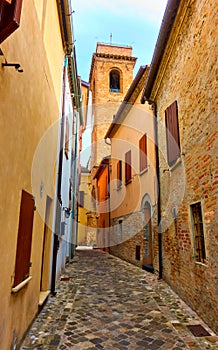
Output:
165 101 180 166
64 118 69 159
139 134 147 172
117 160 122 189
78 191 84 207
118 219 122 242
0 0 23 44
191 202 206 263
125 150 132 184
109 70 120 92
136 245 140 261
13 190 35 287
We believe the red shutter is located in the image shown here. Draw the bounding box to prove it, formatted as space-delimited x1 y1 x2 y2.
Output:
139 134 147 172
0 0 23 44
125 150 132 183
117 160 122 188
14 190 34 287
165 101 180 166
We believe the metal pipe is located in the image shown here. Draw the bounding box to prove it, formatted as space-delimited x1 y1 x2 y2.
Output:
152 102 163 280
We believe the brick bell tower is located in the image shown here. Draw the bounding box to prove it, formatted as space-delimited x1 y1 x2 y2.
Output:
89 42 137 171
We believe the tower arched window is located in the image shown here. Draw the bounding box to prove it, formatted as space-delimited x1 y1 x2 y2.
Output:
109 70 120 92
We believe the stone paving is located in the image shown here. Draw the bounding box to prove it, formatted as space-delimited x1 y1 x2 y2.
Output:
20 249 218 350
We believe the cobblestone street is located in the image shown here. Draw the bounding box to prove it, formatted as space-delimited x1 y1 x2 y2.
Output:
20 249 218 350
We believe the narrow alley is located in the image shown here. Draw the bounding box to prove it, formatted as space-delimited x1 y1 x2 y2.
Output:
20 249 218 350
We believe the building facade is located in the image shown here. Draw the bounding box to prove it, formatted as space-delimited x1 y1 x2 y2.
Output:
0 1 82 348
141 0 218 333
105 66 158 269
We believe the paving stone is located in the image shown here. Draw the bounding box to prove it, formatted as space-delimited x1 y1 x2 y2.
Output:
20 250 218 350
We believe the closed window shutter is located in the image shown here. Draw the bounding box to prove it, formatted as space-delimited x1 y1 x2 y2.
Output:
125 150 132 183
139 134 147 172
14 190 34 287
79 191 84 207
165 101 180 166
0 0 23 44
117 160 122 188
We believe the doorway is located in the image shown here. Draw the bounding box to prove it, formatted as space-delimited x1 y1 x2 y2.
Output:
39 196 52 305
142 201 154 273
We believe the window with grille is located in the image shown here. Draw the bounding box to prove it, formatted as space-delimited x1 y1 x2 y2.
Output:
118 219 122 242
13 190 35 287
165 101 180 166
191 202 206 263
139 134 147 172
0 0 23 44
117 160 122 189
125 150 132 184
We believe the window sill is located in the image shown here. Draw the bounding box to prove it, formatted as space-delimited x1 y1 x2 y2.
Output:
169 157 182 172
11 276 32 293
139 167 149 176
125 179 132 185
195 261 208 267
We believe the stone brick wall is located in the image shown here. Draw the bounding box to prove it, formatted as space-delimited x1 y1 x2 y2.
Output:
153 0 218 333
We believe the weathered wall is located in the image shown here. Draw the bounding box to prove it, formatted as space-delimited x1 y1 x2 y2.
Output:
0 0 64 348
152 0 218 333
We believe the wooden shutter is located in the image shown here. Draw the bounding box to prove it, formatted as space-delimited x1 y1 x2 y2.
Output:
14 190 34 287
125 150 132 183
117 160 122 188
165 101 180 166
139 134 147 172
0 0 23 44
79 191 84 207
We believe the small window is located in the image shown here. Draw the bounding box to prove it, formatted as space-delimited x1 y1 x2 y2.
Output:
165 101 180 166
109 70 120 92
136 245 140 261
0 0 23 44
118 219 122 242
13 190 35 287
78 191 84 207
125 150 132 184
139 134 147 172
191 202 206 263
117 160 122 189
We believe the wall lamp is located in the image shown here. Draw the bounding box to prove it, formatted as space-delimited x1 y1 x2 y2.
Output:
2 62 23 73
63 207 71 218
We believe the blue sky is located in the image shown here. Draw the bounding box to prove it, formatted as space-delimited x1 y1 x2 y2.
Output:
72 0 168 82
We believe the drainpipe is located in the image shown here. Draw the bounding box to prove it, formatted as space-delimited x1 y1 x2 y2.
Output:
152 102 163 280
51 57 68 295
107 160 111 253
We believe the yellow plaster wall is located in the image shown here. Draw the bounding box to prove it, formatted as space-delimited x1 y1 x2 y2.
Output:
110 101 156 219
78 172 92 245
0 1 64 348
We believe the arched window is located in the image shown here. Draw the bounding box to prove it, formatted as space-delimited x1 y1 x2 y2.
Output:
109 70 120 92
